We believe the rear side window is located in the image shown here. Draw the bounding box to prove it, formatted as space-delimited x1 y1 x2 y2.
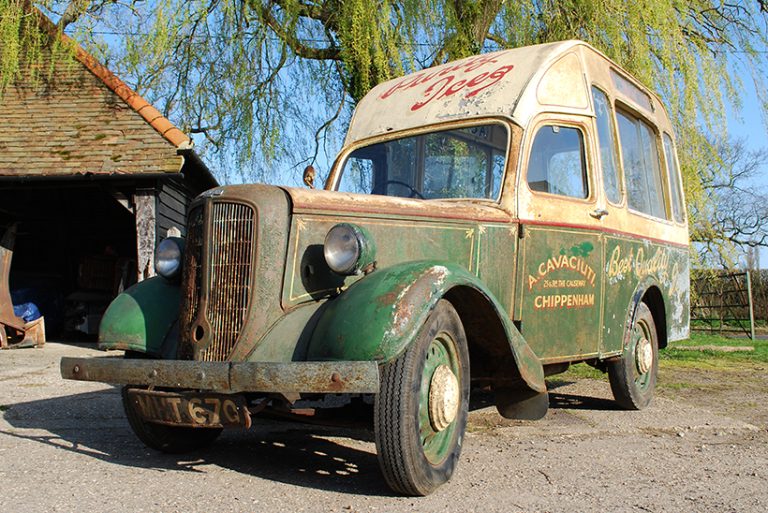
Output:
527 125 588 199
663 133 685 223
592 87 621 204
616 111 667 218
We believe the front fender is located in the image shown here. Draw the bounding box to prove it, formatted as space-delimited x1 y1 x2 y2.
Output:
307 261 546 395
98 276 180 358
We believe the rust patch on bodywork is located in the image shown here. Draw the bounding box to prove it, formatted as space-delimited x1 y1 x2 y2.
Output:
285 187 512 223
61 357 380 394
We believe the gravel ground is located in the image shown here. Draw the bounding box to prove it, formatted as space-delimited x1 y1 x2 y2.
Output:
1 342 766 513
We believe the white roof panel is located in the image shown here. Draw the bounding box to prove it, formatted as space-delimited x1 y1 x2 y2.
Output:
344 40 583 144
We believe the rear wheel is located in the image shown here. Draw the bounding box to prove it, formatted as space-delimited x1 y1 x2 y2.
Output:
374 300 469 496
608 302 658 410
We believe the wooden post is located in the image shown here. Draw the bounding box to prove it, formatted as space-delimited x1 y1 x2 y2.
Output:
746 270 756 341
134 189 156 282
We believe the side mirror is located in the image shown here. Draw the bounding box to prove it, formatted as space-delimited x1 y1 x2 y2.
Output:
303 165 316 189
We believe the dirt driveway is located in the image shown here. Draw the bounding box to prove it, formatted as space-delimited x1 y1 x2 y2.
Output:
1 343 766 513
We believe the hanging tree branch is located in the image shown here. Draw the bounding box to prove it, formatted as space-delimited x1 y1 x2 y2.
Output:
251 1 341 61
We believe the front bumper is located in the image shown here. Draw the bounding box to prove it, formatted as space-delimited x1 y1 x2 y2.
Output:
60 357 380 394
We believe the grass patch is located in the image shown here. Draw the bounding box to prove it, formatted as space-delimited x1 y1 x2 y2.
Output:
663 333 768 366
540 334 765 384
673 332 752 347
548 334 765 380
559 362 606 381
0 405 8 412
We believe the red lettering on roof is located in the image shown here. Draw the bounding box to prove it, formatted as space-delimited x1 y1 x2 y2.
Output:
379 54 515 111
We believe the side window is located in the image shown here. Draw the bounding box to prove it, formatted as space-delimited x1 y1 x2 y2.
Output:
592 87 621 204
616 111 667 218
663 133 685 223
527 125 588 199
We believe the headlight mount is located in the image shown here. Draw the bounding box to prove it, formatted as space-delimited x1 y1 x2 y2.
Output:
323 223 377 276
155 237 185 280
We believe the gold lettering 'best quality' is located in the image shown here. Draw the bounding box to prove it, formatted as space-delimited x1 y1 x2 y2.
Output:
528 254 596 291
607 245 670 281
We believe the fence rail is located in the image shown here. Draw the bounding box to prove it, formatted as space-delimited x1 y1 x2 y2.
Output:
690 270 755 340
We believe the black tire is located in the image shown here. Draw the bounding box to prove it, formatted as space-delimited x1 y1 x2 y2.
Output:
608 302 659 410
374 300 470 496
122 386 223 454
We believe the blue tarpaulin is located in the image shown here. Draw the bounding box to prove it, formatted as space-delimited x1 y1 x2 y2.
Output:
13 302 41 323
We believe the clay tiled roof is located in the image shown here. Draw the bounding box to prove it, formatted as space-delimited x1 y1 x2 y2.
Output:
0 13 192 178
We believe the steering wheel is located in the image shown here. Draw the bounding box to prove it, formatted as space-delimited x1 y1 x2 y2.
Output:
384 180 425 199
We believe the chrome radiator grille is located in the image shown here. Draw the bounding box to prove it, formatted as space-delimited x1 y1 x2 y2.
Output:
179 201 255 361
201 202 255 361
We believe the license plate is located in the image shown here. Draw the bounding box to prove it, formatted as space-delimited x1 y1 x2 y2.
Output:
126 389 251 429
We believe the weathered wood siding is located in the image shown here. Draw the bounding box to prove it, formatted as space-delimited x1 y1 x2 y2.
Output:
156 177 196 242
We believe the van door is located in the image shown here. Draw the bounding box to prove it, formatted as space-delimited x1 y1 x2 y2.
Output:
515 117 606 362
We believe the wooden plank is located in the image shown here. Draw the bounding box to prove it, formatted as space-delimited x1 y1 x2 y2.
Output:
163 183 192 202
163 177 196 201
158 190 187 216
157 203 185 225
156 203 186 239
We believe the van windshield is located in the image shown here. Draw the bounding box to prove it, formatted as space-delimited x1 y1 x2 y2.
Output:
336 124 508 200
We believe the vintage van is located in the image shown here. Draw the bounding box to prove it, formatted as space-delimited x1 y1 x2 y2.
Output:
61 40 690 496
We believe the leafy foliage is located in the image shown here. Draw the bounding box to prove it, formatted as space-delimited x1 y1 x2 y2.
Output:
1 1 767 200
1 0 47 92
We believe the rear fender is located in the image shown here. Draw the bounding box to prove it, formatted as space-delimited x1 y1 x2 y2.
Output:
624 277 668 351
98 276 180 358
307 261 546 397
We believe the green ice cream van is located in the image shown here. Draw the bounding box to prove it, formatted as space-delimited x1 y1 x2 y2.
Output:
62 40 690 496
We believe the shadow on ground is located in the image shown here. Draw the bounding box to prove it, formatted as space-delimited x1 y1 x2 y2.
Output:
470 381 620 414
3 376 621 495
1 388 392 496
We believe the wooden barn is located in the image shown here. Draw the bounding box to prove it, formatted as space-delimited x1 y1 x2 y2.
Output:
0 15 217 338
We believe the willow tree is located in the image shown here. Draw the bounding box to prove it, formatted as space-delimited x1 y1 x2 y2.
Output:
2 0 768 255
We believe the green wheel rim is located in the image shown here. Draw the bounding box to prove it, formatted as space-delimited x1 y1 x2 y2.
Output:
418 331 461 465
630 318 654 391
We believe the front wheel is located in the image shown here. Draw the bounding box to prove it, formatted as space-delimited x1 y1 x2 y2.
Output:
374 300 470 496
608 302 659 410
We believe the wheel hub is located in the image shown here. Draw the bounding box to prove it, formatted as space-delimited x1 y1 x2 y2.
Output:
428 364 459 432
636 337 653 374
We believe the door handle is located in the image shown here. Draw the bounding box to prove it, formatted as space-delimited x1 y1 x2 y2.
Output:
589 208 609 220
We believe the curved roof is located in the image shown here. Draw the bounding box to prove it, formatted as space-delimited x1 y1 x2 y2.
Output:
344 40 669 144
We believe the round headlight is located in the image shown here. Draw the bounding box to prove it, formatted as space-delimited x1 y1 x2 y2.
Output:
323 223 376 275
155 237 184 280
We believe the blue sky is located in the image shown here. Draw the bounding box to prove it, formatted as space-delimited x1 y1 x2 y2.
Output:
49 3 768 265
723 52 768 267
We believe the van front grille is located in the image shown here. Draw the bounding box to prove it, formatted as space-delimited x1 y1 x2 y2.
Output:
178 201 255 361
200 202 255 361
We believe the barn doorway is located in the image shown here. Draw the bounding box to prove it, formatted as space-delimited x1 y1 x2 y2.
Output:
0 181 138 338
